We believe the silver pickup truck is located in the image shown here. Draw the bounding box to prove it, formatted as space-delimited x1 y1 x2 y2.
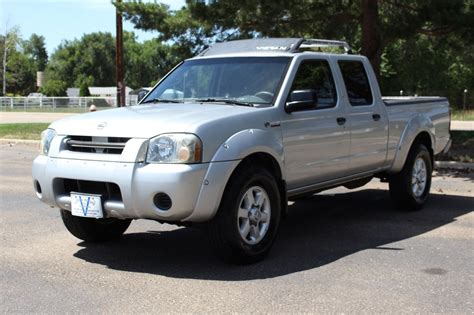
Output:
32 38 451 263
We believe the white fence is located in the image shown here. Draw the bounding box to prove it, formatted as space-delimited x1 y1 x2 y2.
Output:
0 96 139 112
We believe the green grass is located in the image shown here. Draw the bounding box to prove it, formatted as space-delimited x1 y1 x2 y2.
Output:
0 123 50 140
451 109 474 121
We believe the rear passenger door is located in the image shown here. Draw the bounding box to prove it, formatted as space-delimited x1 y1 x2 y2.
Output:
337 59 388 174
281 58 350 189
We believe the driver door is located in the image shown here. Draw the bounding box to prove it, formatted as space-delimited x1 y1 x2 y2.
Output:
281 58 351 190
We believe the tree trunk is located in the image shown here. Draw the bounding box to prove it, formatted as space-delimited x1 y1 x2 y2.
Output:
361 0 382 79
2 37 7 95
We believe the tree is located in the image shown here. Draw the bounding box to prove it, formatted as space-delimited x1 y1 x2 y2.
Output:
45 31 182 90
1 24 20 95
45 32 116 88
124 33 184 88
116 0 473 108
40 79 67 96
79 82 90 96
5 49 36 95
0 25 41 95
116 0 473 78
24 33 48 71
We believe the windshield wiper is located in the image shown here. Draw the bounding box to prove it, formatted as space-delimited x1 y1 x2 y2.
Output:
141 98 184 104
196 98 254 107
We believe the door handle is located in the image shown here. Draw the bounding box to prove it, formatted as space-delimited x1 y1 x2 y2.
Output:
336 117 346 125
372 113 381 121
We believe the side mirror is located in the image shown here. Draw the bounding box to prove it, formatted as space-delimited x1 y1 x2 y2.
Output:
137 90 148 103
285 89 318 113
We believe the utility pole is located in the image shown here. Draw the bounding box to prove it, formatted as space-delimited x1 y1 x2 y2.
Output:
115 0 125 107
2 29 7 96
464 89 468 111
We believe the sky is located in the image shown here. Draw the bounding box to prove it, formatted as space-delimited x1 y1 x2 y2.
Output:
0 0 186 54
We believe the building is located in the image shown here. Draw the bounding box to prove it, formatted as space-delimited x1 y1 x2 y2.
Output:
88 86 133 98
66 88 80 97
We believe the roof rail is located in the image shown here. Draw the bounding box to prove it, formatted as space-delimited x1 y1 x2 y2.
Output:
293 39 352 54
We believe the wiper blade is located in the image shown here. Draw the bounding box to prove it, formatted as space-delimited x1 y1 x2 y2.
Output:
141 98 184 104
196 98 254 107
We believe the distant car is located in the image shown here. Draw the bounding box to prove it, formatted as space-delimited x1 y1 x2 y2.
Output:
28 93 45 97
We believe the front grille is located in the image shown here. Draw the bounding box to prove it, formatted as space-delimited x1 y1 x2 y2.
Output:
65 136 130 154
55 178 123 202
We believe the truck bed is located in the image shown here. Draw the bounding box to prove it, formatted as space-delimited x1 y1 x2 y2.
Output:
381 96 450 173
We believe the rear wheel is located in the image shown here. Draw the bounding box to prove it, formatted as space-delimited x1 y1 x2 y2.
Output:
389 144 432 210
60 209 131 242
208 165 282 264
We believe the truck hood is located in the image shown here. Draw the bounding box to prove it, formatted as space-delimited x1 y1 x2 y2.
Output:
49 104 257 138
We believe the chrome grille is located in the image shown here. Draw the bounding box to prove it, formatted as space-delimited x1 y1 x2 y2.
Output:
65 136 130 154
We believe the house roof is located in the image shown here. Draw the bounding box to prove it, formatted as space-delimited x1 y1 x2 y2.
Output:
88 86 132 96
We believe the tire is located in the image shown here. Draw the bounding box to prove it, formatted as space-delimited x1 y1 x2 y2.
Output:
389 143 432 210
60 209 131 242
208 165 282 264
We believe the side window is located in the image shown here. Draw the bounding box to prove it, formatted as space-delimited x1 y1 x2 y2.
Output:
289 60 337 109
338 60 373 106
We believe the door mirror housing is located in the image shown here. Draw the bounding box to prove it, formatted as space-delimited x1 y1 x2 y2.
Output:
137 90 148 103
285 89 318 113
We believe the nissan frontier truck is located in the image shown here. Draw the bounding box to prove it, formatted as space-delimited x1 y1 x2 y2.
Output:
33 38 451 263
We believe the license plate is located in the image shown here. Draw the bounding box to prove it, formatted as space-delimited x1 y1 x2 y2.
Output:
71 192 103 218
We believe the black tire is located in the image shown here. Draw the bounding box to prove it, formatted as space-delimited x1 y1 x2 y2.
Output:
208 165 282 264
389 144 432 210
60 209 131 242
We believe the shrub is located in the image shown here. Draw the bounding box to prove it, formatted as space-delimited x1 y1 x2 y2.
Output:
40 80 67 96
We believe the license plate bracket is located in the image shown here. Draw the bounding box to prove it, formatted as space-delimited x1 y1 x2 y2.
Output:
71 192 103 218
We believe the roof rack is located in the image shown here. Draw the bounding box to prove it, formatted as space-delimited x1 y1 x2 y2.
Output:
198 38 353 56
293 39 352 54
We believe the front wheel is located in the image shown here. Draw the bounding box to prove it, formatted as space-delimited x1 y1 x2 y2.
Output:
208 165 282 264
389 144 432 210
60 209 131 242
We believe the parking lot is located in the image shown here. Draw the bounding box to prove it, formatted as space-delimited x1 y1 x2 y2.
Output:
1 143 473 313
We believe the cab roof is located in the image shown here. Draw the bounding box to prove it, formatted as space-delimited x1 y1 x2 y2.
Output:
197 38 353 57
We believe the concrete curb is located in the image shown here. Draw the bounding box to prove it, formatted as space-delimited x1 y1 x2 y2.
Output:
434 161 474 171
0 138 39 144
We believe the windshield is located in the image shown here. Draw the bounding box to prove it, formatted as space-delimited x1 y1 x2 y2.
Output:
142 57 290 105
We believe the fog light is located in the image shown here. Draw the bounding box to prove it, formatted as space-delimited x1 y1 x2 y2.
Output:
34 180 42 198
153 193 172 210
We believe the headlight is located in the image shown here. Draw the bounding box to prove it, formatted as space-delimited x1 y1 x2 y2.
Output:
40 129 56 156
146 133 202 164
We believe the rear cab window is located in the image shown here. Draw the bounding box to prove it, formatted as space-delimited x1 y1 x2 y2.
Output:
338 60 373 106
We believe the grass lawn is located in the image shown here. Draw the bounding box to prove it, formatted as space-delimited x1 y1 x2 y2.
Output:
0 123 50 140
451 109 474 121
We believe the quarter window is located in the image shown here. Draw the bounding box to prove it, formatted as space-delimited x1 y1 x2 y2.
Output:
338 61 373 106
289 60 337 109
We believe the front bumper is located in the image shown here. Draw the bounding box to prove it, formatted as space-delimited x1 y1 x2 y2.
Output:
32 155 239 222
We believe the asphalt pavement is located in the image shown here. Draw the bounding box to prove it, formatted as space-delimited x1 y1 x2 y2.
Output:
1 143 473 313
